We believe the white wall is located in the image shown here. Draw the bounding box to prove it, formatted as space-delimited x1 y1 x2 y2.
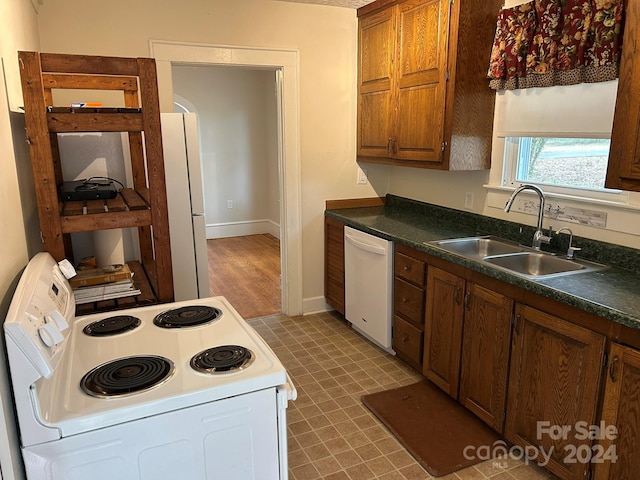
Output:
32 0 640 308
171 65 280 239
36 0 382 309
0 0 39 304
1 0 40 111
0 0 40 478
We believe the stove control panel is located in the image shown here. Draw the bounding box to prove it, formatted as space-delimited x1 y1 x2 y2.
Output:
4 253 73 379
38 320 65 347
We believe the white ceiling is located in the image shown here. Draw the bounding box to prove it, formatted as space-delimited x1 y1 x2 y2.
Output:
275 0 375 8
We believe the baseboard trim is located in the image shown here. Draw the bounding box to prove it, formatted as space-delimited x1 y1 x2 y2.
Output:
206 220 280 239
303 296 332 315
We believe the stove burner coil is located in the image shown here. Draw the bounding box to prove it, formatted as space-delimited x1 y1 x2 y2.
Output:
83 315 141 337
190 346 254 374
81 355 174 398
153 305 222 328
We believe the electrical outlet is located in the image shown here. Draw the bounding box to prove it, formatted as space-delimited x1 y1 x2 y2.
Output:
357 166 368 185
464 192 474 209
227 200 233 209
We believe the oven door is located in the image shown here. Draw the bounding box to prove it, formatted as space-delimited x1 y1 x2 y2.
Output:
22 388 281 480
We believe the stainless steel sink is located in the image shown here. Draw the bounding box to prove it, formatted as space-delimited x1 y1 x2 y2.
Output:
429 236 606 278
483 252 602 277
432 236 527 258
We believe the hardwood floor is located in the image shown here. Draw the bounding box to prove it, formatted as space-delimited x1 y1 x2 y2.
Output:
207 233 281 319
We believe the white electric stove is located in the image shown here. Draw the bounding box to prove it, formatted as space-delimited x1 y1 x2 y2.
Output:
4 252 295 480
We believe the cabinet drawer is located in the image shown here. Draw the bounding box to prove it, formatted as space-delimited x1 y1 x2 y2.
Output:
394 252 426 286
394 278 424 327
393 316 423 366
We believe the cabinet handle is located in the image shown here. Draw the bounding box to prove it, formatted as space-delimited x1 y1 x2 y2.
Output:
392 139 397 154
609 355 620 382
403 265 410 272
514 314 522 335
464 292 470 309
402 335 408 343
402 297 408 303
387 138 393 154
455 287 462 305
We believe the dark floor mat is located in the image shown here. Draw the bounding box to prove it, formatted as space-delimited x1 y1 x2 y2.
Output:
362 380 501 477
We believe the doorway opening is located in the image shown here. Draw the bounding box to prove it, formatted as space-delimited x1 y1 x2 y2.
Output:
151 40 302 317
172 64 281 319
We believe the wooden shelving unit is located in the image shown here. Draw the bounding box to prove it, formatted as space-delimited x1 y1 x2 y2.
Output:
19 51 174 306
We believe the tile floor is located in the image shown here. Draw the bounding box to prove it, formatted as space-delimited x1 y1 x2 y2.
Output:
248 311 557 480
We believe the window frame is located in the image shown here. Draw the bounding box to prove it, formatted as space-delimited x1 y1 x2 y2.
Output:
501 134 629 204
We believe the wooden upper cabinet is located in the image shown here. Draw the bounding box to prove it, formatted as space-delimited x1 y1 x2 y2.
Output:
358 7 395 159
605 0 640 191
357 0 502 170
594 343 640 480
394 0 448 162
505 304 605 480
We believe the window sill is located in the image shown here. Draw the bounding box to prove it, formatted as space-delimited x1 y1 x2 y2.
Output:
486 184 637 210
484 184 640 236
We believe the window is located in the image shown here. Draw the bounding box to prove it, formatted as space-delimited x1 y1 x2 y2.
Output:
503 136 624 200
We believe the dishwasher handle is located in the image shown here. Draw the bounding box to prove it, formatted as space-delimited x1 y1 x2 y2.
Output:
345 232 387 255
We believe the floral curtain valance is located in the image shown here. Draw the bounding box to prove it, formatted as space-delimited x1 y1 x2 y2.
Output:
488 0 625 90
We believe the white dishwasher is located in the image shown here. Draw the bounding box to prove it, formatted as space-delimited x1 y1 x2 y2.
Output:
344 226 394 353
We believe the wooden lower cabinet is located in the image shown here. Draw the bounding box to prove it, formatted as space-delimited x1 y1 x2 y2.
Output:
324 217 346 315
392 246 427 371
505 304 606 480
459 282 514 434
324 225 639 479
423 266 464 397
424 269 514 429
393 316 424 370
594 343 640 479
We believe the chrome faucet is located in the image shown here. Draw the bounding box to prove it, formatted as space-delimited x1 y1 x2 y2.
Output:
555 227 581 259
504 184 551 250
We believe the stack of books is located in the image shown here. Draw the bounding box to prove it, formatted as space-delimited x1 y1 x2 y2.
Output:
70 264 140 304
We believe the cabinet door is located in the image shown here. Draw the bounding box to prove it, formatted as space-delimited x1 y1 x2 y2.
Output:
505 304 605 480
459 282 513 434
423 266 464 398
324 217 345 315
357 7 395 159
594 343 640 480
605 0 640 191
393 0 449 163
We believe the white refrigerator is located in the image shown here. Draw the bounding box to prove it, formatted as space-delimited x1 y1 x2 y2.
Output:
161 112 211 301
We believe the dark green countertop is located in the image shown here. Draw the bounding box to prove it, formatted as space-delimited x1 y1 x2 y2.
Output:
326 195 640 331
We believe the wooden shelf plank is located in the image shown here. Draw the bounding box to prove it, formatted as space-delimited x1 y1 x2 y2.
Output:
47 112 143 132
42 74 138 91
60 189 148 217
61 210 152 233
39 53 139 76
119 188 148 210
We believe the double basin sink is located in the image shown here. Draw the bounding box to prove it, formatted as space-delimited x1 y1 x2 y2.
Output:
429 236 606 279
